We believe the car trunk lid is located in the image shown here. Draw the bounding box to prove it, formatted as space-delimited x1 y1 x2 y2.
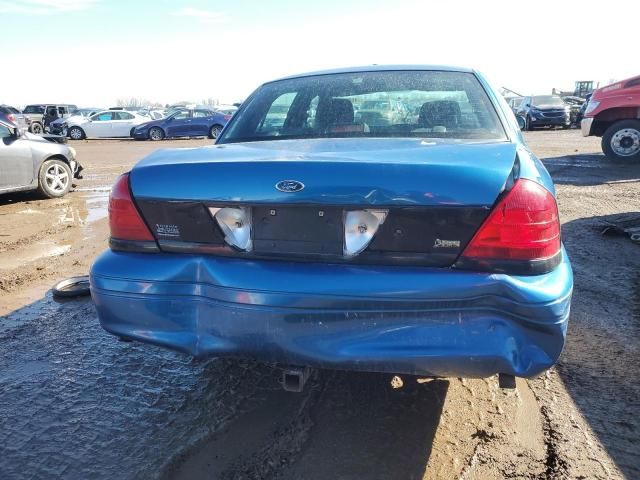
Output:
130 138 517 266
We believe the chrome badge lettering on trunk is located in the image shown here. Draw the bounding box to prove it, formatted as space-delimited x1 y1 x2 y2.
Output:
156 224 180 237
433 238 461 249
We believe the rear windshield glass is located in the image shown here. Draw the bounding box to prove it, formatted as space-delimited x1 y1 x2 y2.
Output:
23 105 45 114
218 71 506 143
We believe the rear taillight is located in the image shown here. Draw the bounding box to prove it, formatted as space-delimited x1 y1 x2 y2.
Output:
7 114 16 122
458 179 561 272
223 114 232 121
109 174 154 242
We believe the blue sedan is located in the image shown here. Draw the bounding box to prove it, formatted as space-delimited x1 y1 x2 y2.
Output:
131 108 231 141
91 65 572 389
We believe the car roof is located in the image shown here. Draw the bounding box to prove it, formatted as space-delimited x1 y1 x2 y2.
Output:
269 64 475 83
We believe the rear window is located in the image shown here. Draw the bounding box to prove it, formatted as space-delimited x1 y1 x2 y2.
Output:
218 70 506 144
23 105 45 114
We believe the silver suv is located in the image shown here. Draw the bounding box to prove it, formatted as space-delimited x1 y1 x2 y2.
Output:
0 120 82 198
22 104 78 134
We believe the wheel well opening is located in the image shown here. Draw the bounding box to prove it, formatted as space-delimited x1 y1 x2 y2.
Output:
41 155 72 172
593 107 640 136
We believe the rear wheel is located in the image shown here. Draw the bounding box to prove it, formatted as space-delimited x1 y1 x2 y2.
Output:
602 120 640 162
38 159 72 198
209 124 223 139
30 122 44 134
69 126 85 140
149 127 164 141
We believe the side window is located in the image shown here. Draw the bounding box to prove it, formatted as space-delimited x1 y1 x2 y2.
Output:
173 111 190 120
259 92 297 132
93 112 113 121
115 112 134 120
625 77 640 88
58 107 67 115
193 110 211 118
0 124 12 138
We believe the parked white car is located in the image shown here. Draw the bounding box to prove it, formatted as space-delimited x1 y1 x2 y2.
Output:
66 111 148 139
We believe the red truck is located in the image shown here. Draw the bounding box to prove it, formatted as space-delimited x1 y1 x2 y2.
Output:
581 75 640 161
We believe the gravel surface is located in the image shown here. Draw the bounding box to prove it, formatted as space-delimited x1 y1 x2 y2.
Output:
0 132 638 479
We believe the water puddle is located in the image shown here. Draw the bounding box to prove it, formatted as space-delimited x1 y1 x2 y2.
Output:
0 240 71 271
50 190 109 227
84 192 109 224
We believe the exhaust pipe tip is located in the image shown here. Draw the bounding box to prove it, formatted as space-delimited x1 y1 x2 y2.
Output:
282 366 311 392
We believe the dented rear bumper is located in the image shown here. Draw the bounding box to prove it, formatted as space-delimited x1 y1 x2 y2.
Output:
90 248 572 378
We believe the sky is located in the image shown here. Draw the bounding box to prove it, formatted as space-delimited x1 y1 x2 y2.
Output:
1 0 638 108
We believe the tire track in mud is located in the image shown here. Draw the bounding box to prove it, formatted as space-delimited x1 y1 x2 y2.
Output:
166 371 324 480
219 376 322 480
539 405 569 480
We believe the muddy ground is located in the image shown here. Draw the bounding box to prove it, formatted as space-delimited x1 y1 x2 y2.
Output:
0 132 638 479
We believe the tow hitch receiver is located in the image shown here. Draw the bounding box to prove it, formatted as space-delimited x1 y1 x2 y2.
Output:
498 373 517 389
282 366 312 392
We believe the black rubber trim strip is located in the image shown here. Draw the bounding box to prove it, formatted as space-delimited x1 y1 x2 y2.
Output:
453 251 563 276
109 237 160 253
158 240 457 267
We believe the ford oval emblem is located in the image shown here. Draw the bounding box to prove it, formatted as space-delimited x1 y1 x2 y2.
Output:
275 180 305 193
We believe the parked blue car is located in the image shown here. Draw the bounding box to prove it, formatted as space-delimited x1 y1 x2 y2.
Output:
131 108 231 141
91 66 572 387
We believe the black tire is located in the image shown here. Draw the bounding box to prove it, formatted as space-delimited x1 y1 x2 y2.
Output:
30 122 44 134
52 276 91 298
209 124 223 139
37 158 72 198
526 116 535 131
149 127 164 141
68 126 85 140
602 119 640 162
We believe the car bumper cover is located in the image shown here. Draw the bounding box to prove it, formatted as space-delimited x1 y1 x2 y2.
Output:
581 117 594 136
90 249 573 378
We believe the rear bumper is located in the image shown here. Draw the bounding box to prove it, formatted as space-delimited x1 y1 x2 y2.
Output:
90 249 573 378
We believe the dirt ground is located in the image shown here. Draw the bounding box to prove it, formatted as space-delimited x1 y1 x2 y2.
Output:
0 132 638 479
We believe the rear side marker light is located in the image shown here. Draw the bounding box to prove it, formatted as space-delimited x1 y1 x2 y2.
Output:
460 179 560 262
109 174 154 242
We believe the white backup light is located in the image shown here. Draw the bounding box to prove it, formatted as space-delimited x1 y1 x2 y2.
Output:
344 209 388 256
209 207 252 251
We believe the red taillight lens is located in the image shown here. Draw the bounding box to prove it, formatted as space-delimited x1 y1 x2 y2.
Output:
109 174 154 241
461 179 560 261
7 114 16 122
223 114 232 121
